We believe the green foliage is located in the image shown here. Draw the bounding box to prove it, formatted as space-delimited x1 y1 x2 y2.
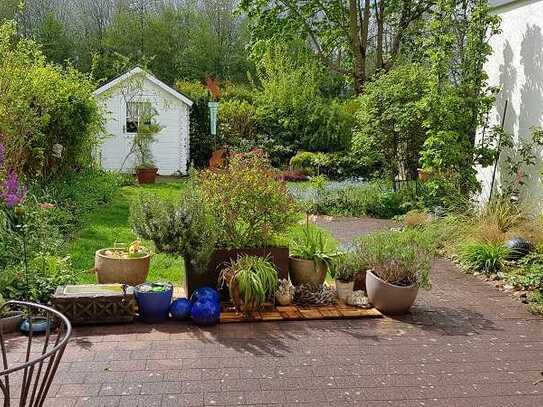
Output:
130 185 217 274
0 21 102 179
0 255 77 303
219 99 259 144
289 222 338 266
527 291 543 316
30 169 129 236
298 181 411 219
355 230 433 289
176 80 214 167
197 151 299 248
256 43 354 154
353 64 431 180
458 241 509 274
329 253 358 283
220 255 278 313
507 254 543 291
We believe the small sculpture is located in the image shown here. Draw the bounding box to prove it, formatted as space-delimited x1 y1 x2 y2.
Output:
275 279 295 306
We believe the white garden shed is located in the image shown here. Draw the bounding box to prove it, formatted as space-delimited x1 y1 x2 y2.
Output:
94 67 193 175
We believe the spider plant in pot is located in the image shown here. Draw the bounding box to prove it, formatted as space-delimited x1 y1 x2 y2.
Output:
219 255 278 317
329 254 357 303
289 224 337 286
358 230 432 315
275 279 295 306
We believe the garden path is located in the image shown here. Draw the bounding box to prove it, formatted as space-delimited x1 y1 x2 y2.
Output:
9 217 543 406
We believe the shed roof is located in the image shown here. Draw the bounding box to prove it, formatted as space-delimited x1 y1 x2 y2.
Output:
94 67 193 107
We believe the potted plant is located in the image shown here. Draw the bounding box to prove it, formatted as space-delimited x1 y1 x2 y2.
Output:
131 107 162 184
289 224 337 286
131 151 299 297
134 282 173 323
95 241 151 285
358 230 432 315
0 294 24 333
329 254 357 303
275 279 295 306
219 256 278 316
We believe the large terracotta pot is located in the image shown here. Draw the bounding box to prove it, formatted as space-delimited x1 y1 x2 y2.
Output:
95 249 151 286
289 257 327 286
136 167 158 184
365 270 419 315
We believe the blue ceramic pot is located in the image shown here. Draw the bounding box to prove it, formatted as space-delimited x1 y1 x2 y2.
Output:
135 283 173 323
169 298 192 321
20 317 50 335
191 299 220 326
190 287 220 304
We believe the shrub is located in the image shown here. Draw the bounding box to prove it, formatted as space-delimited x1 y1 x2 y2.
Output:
507 253 543 291
176 81 214 167
130 185 217 274
329 253 358 283
256 43 353 155
0 21 102 179
355 230 433 289
0 255 76 303
458 242 509 274
352 64 431 180
197 151 299 248
219 99 259 142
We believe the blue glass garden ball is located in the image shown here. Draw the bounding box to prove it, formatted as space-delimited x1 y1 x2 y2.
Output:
191 299 220 326
169 298 192 321
191 286 220 304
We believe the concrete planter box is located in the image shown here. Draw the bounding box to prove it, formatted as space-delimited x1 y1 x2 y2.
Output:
366 270 418 315
185 247 289 298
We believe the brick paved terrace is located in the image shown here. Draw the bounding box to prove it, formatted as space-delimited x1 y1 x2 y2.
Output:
4 217 543 406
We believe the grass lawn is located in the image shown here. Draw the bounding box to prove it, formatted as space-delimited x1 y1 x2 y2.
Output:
69 178 338 286
69 179 188 285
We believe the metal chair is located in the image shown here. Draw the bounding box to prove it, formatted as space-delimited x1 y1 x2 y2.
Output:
0 301 71 407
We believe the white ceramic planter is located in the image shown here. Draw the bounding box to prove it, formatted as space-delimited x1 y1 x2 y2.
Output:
365 271 418 315
335 280 354 303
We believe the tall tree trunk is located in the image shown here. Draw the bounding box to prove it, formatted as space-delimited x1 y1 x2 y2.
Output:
359 0 371 80
374 0 384 70
349 0 365 94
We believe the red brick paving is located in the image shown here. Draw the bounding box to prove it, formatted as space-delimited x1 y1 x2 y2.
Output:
4 216 543 406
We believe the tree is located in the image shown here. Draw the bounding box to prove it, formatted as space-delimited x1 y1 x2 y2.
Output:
240 0 436 94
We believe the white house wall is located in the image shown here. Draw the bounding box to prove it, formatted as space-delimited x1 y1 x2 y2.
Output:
98 76 189 176
477 0 543 211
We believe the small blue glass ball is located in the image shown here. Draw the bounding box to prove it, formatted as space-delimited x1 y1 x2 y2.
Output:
191 286 220 304
191 299 220 326
169 298 192 321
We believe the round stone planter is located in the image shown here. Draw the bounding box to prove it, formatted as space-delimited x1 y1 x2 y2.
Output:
95 249 150 286
0 311 24 333
289 257 327 286
365 270 419 315
335 280 354 303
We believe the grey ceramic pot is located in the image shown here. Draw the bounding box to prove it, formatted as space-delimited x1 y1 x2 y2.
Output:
289 258 327 286
365 271 418 315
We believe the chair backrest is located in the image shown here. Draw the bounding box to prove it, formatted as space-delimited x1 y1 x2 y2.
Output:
0 301 72 407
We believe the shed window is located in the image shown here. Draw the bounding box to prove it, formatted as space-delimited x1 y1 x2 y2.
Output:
126 101 153 133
